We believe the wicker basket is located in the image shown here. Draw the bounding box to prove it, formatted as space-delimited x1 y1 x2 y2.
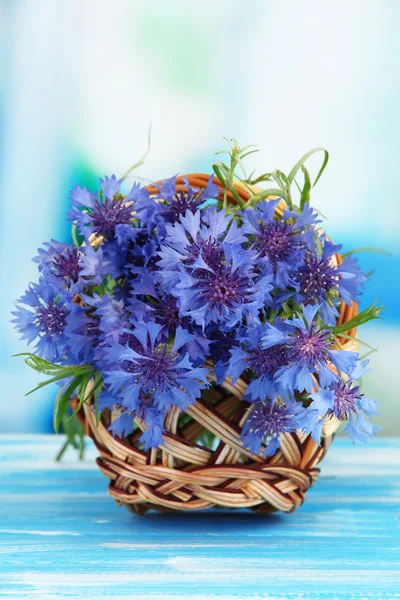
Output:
79 175 358 515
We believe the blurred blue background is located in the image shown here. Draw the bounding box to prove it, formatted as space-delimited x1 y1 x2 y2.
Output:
0 0 399 434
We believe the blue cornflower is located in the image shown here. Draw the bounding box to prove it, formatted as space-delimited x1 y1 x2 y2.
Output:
12 280 69 361
80 293 129 344
127 269 210 363
108 404 166 449
33 239 106 291
241 199 320 288
103 322 209 447
158 207 246 290
241 398 310 456
205 326 237 384
309 361 380 444
107 411 135 438
227 325 288 400
68 176 147 240
171 243 273 328
153 175 220 223
262 304 359 393
102 240 130 279
64 304 102 364
33 240 83 293
295 238 366 325
97 380 166 449
138 407 166 449
79 244 105 285
65 293 130 367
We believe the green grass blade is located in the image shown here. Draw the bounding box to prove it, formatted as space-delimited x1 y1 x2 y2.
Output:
287 147 329 187
328 301 383 335
341 247 391 259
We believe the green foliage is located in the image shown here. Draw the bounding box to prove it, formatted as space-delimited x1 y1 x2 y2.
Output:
335 333 377 354
213 138 259 209
328 301 383 335
341 247 391 259
213 140 329 212
55 413 86 462
71 224 84 249
13 353 101 460
13 353 94 398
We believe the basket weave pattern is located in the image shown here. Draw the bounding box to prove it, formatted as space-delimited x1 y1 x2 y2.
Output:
81 175 358 514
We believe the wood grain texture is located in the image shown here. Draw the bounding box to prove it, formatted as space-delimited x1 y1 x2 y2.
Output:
0 435 399 599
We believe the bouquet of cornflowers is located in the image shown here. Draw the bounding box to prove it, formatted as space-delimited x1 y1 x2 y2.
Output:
13 140 381 461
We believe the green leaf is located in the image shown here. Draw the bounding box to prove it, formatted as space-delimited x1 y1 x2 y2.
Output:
270 170 287 193
26 372 78 396
300 165 312 208
212 161 228 182
56 414 86 462
287 147 329 188
251 188 283 201
14 353 92 374
360 348 377 361
69 370 103 419
213 139 258 209
91 371 104 406
13 353 62 374
328 301 383 335
71 224 83 248
336 333 377 353
53 375 85 432
242 172 273 185
341 247 391 259
239 148 259 160
13 353 95 397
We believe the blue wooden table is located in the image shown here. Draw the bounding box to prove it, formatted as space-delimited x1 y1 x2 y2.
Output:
0 436 399 599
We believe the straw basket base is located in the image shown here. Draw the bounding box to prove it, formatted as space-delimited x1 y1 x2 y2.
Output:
80 375 335 515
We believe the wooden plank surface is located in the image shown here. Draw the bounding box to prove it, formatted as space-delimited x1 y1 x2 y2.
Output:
0 435 399 599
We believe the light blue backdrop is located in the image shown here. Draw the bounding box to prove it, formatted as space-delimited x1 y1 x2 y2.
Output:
0 0 399 433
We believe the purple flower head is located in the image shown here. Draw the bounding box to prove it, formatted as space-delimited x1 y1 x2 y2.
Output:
95 295 129 343
309 360 380 444
107 411 135 438
80 293 129 345
242 199 320 288
171 243 273 328
157 207 246 290
154 175 220 223
151 293 210 364
138 407 166 449
227 324 288 400
12 280 69 362
296 238 366 324
103 322 209 447
102 240 129 279
65 292 130 368
108 404 166 450
241 398 310 456
262 304 359 393
33 240 83 293
79 244 105 285
154 293 187 330
64 304 102 365
129 278 212 365
203 326 237 384
68 176 146 241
